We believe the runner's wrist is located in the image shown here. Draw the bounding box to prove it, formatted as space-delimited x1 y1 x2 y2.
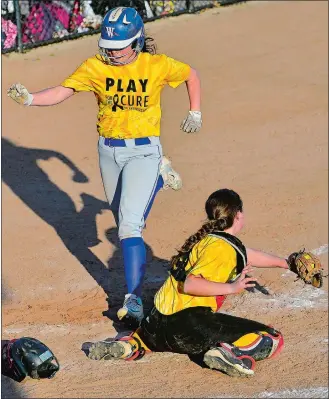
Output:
25 93 34 106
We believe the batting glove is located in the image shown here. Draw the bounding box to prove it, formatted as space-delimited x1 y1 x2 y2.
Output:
180 111 202 133
7 83 34 106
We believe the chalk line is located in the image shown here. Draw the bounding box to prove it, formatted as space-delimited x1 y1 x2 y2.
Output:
311 244 328 256
257 387 328 398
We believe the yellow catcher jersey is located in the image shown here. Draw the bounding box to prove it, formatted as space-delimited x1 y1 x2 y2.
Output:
61 53 191 138
154 236 238 315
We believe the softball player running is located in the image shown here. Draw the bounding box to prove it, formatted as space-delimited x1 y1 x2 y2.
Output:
88 189 288 377
7 7 202 326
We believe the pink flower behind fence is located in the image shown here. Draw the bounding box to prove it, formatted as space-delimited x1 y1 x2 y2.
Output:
1 17 17 49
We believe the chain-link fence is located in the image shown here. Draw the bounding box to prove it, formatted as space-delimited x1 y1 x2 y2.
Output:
1 0 245 53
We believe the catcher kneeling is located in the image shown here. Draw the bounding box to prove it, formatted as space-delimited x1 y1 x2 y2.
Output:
88 189 323 377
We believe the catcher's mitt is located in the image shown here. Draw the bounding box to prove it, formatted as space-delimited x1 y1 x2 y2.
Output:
287 249 324 288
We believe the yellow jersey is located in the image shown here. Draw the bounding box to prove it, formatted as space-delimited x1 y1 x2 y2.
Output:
154 235 239 315
61 53 191 138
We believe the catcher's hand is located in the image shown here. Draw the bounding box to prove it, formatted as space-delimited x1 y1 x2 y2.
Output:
180 111 202 133
287 249 324 288
7 83 34 106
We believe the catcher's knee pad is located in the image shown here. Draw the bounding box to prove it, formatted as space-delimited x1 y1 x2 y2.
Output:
222 330 284 362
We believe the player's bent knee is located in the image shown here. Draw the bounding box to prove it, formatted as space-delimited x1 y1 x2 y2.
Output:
118 227 143 240
223 330 284 362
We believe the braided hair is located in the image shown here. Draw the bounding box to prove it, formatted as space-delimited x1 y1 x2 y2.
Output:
170 189 243 268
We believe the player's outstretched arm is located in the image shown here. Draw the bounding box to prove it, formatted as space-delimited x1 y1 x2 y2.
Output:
246 248 289 269
186 68 201 112
180 68 202 133
7 83 74 106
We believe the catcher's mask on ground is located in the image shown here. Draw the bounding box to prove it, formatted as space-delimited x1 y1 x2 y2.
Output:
1 337 60 382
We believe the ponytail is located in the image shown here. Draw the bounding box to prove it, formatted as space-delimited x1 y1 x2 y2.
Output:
170 218 227 267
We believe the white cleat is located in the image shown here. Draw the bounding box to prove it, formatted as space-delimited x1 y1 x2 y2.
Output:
160 156 182 191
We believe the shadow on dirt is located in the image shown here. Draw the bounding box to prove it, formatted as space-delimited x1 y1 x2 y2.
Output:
1 374 26 399
1 137 111 294
2 138 169 327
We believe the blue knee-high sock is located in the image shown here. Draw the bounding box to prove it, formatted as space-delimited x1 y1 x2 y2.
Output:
121 237 146 298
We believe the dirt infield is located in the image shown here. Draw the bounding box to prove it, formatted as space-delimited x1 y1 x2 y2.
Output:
2 1 328 398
